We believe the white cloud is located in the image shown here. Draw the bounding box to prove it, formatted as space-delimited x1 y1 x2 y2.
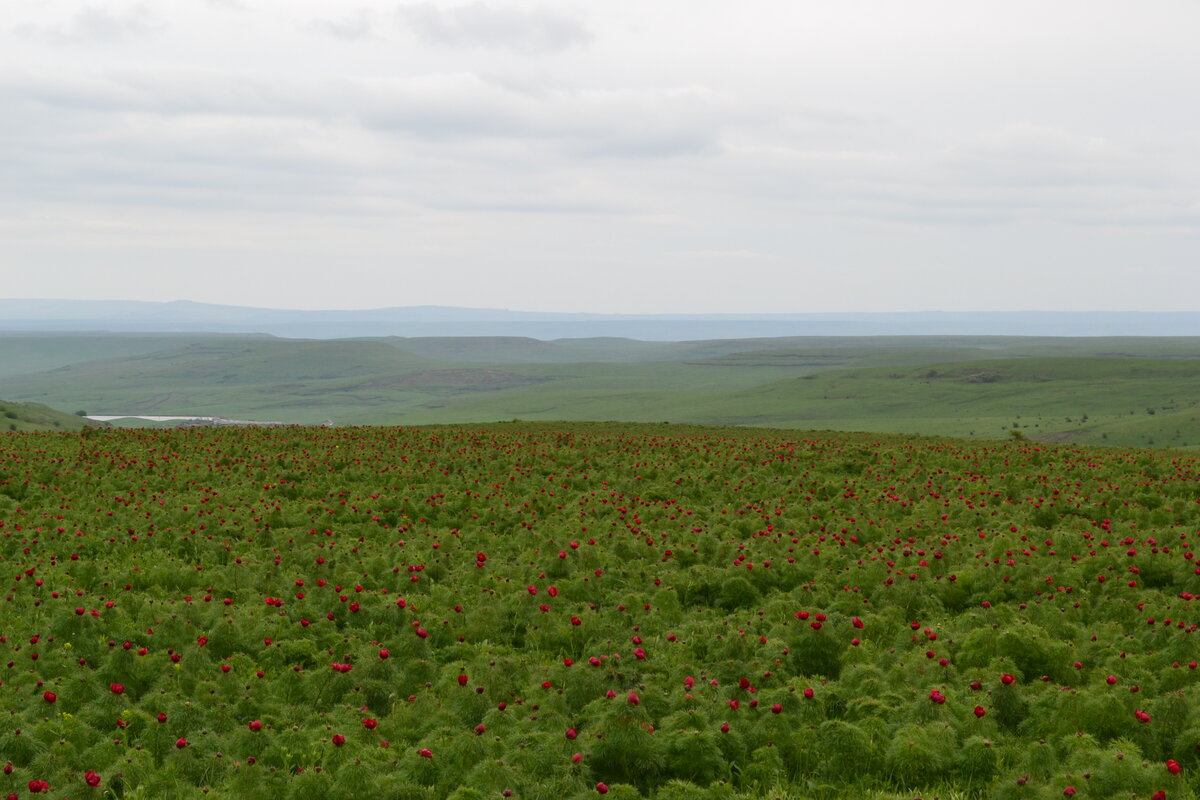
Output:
17 3 164 44
2 0 1199 312
397 2 591 53
684 250 772 262
311 8 378 41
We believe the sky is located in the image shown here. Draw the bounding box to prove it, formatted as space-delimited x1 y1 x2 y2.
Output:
2 0 1198 314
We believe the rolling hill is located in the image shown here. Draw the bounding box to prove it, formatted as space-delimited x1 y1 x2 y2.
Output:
0 398 106 433
3 332 1200 446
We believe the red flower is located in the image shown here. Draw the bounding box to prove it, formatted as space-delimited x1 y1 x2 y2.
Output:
418 748 433 759
362 718 378 730
596 784 609 795
457 674 468 685
175 738 188 749
974 705 986 718
248 720 262 731
565 727 578 740
28 780 49 793
1000 673 1015 685
1167 759 1182 774
84 770 101 787
332 734 346 746
42 691 56 704
110 683 124 695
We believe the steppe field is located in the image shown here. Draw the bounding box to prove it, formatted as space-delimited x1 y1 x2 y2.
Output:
2 421 1200 799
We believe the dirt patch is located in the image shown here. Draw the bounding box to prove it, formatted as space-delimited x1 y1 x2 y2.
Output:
959 370 1001 383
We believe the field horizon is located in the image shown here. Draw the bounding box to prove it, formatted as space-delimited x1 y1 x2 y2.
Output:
7 299 1200 339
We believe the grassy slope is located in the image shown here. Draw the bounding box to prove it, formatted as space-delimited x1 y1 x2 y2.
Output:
2 333 1199 446
0 399 105 432
0 332 270 377
697 357 1200 447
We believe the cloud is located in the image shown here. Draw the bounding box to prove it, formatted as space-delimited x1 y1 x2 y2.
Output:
18 4 164 44
397 2 591 54
2 69 735 164
941 124 1154 190
6 62 1192 239
6 63 1191 239
312 9 378 41
683 249 772 262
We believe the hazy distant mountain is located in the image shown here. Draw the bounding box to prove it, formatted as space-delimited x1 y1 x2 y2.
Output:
3 299 1200 340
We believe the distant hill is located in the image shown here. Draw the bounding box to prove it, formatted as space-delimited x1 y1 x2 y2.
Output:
3 331 1200 447
5 299 1200 339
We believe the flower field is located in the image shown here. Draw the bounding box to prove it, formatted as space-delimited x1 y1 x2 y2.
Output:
2 421 1200 799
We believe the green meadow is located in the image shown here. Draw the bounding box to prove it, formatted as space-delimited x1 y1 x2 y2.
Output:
2 332 1199 447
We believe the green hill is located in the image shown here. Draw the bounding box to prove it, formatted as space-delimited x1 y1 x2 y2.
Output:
3 333 1200 446
0 399 106 432
688 357 1200 447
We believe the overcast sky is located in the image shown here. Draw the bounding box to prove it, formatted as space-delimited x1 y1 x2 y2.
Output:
2 0 1198 313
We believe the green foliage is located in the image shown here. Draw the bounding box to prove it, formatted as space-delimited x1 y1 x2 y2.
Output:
884 723 957 786
1 423 1200 799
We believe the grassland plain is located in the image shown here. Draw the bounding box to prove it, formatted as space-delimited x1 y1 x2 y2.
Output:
2 422 1200 800
2 333 1200 446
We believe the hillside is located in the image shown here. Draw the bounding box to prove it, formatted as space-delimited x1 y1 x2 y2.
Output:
2 332 1199 447
0 399 106 432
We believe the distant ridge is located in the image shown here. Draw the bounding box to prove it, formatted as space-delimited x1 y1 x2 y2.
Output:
3 299 1200 340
